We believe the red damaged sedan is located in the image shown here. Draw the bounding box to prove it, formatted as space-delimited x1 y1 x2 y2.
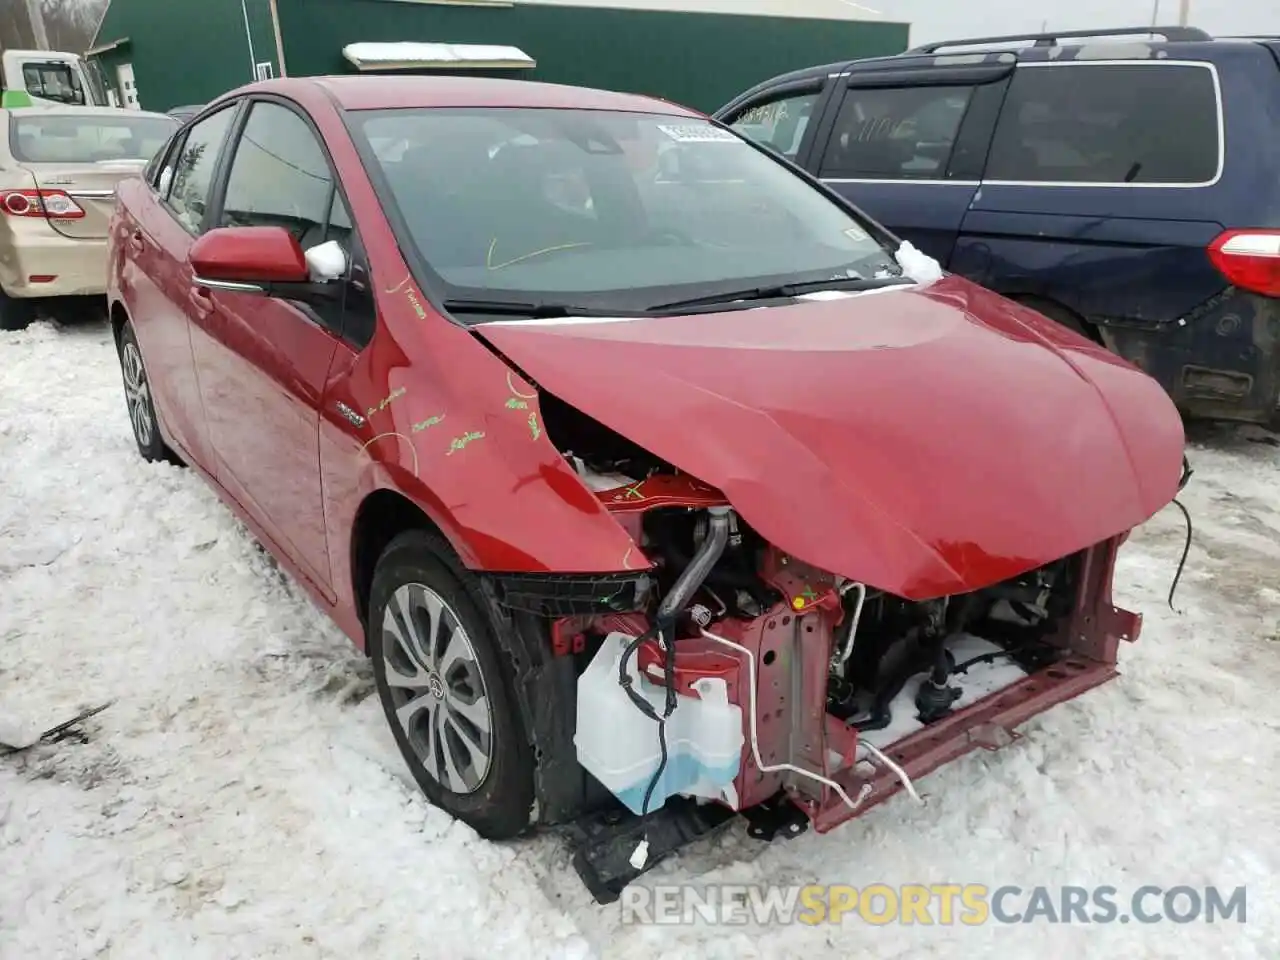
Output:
107 76 1185 901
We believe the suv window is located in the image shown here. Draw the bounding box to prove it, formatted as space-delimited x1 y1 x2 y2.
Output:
727 90 821 161
220 101 349 253
985 63 1220 185
167 106 236 233
820 86 973 180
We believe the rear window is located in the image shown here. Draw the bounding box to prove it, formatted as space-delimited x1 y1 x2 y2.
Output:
820 86 974 180
9 114 178 164
984 63 1221 185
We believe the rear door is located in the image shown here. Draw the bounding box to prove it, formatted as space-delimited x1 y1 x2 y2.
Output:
956 59 1227 324
190 97 356 595
810 65 1011 264
124 103 240 472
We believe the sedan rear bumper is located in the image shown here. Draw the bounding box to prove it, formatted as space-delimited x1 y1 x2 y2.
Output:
1 229 108 298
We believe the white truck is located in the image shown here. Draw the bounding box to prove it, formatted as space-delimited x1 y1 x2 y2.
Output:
1 49 110 109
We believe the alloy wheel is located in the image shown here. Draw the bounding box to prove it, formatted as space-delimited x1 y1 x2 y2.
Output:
121 341 153 449
381 582 495 794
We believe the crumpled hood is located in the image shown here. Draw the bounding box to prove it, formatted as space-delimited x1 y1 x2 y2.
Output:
478 277 1186 599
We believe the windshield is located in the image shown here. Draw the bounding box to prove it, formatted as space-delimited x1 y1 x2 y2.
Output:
352 107 899 313
10 114 178 164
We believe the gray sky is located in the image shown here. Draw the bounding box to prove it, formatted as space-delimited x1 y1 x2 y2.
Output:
859 0 1277 45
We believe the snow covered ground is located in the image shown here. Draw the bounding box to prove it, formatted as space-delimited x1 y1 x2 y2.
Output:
2 319 1278 959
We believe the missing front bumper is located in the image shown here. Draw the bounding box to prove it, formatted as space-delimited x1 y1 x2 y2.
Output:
805 657 1119 832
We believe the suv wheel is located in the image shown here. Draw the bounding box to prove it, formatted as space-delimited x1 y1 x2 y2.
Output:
1015 295 1101 344
117 321 181 464
368 530 535 840
0 289 34 332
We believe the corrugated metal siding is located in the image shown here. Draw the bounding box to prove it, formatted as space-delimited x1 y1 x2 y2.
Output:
90 0 280 111
278 0 908 112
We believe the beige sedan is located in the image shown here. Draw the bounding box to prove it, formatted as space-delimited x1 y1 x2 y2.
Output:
0 104 177 330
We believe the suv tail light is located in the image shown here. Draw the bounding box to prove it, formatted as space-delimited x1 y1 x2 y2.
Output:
1207 230 1280 298
0 189 85 220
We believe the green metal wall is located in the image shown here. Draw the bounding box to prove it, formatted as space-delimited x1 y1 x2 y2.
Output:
88 0 907 115
90 0 280 111
276 0 909 113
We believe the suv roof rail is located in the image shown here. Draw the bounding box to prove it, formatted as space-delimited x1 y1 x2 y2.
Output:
907 25 1213 55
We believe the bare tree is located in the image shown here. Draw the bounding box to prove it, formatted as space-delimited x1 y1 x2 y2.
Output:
0 0 109 52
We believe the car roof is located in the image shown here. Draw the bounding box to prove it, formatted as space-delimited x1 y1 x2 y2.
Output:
725 29 1279 107
4 104 174 121
233 75 703 117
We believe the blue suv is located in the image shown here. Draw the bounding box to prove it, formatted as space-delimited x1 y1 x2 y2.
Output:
715 26 1280 424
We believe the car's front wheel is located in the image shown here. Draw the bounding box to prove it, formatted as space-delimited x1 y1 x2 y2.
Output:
368 530 535 839
117 321 180 464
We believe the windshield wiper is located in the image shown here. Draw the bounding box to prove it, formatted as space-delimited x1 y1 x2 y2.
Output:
443 299 640 319
649 275 911 314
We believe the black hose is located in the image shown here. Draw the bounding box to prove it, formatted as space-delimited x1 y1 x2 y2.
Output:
659 539 758 590
951 648 1016 675
1167 498 1193 613
642 714 670 816
850 667 913 731
619 510 732 821
617 619 678 816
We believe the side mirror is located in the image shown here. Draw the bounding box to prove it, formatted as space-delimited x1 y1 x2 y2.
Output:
189 226 347 304
190 226 309 288
304 239 349 282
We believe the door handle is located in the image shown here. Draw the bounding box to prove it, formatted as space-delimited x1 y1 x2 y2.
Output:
188 286 215 316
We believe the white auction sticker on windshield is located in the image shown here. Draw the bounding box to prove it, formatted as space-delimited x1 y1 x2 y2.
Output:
657 124 738 143
844 225 870 242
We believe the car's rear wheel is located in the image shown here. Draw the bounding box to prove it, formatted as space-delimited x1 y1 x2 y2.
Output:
0 289 34 332
368 530 535 839
117 321 180 464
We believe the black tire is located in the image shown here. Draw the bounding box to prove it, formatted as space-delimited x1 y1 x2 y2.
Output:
368 530 535 840
1013 295 1100 344
116 321 182 464
0 289 34 332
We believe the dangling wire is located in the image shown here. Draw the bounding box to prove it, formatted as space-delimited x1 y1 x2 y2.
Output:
1167 455 1195 613
1167 500 1193 613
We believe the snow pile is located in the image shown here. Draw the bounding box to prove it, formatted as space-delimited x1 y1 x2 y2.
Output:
895 240 945 286
1 321 1278 958
342 42 535 69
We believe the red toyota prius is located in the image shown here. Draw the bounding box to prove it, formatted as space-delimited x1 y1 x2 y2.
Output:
107 76 1185 900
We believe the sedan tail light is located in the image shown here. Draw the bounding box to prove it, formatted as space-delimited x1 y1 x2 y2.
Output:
1207 229 1280 298
0 189 86 220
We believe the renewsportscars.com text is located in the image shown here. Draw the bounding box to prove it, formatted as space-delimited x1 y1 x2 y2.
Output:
620 884 1248 926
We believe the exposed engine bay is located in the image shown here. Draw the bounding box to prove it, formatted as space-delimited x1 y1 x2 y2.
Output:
519 394 1143 901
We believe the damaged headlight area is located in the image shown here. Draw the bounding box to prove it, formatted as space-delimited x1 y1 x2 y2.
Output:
489 388 1144 904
